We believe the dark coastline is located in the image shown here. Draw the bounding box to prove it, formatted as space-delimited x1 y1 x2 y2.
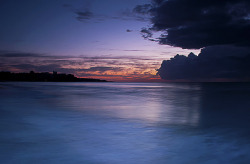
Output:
0 71 108 82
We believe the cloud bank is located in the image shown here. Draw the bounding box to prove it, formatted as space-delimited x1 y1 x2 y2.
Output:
0 52 161 82
136 0 250 49
134 0 250 81
157 46 250 81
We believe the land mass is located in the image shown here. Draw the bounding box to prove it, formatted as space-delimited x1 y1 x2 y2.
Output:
0 71 108 82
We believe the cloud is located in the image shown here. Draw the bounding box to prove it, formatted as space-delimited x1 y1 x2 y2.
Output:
140 28 158 41
141 28 153 39
9 64 123 75
63 1 95 22
66 1 150 23
75 10 93 21
115 7 151 22
0 51 162 82
0 52 47 58
123 49 145 52
62 4 72 8
157 45 250 81
133 4 152 15
135 0 250 81
10 64 76 74
82 66 123 72
136 0 250 49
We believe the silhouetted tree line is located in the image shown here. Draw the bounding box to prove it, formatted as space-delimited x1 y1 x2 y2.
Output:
0 71 107 82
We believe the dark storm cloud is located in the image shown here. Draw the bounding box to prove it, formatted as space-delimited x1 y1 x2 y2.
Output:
119 9 150 22
140 28 153 39
140 28 159 42
136 0 250 49
157 46 250 81
133 4 152 15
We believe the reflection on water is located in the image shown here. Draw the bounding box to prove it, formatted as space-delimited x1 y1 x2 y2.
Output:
33 82 202 126
1 82 250 163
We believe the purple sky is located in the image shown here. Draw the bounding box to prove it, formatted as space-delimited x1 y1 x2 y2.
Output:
0 0 200 81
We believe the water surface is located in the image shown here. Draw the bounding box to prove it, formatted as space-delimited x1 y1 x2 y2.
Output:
1 82 250 163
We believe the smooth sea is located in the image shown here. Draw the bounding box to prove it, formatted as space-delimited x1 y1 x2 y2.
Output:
1 82 250 164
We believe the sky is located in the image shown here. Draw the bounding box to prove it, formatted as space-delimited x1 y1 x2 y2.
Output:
0 0 249 82
0 0 199 82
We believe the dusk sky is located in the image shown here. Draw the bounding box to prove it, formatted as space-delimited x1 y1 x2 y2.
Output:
0 0 249 81
0 0 199 82
1 2 250 162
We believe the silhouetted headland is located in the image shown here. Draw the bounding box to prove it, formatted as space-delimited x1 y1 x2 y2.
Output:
0 71 108 82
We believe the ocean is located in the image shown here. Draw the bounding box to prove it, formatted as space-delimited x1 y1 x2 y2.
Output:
1 82 250 164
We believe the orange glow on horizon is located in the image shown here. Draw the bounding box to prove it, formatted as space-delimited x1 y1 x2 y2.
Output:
78 73 162 82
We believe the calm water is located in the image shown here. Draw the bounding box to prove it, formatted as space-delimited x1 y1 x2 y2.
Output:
1 82 250 164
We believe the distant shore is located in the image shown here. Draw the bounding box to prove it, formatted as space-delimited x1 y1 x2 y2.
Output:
0 71 108 82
